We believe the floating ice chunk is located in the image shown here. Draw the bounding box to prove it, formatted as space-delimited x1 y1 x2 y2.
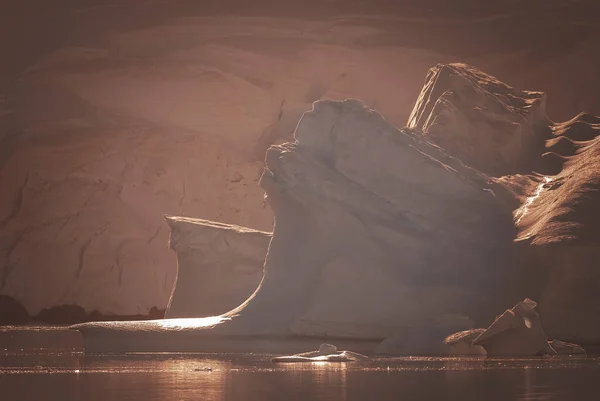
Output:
271 343 371 363
472 298 556 356
549 340 586 355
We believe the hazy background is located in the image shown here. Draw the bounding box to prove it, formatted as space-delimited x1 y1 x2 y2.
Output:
0 0 599 319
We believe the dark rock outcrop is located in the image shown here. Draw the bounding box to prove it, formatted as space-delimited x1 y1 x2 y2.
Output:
0 298 166 325
34 304 89 325
86 307 166 322
0 295 29 325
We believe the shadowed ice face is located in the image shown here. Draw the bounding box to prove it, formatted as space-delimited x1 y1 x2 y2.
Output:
295 99 369 151
294 100 343 146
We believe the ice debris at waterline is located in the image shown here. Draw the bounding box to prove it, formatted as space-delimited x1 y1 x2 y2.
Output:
473 299 556 356
444 299 586 356
69 63 600 353
271 344 371 363
549 340 587 355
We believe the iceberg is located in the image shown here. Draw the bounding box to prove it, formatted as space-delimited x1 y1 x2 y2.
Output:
70 64 600 353
164 216 270 318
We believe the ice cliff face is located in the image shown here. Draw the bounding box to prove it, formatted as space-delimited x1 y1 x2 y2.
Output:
409 65 600 344
164 216 270 318
512 113 600 344
0 116 270 317
407 63 549 176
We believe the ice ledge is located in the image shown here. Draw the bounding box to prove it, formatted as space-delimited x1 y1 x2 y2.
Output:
164 215 271 318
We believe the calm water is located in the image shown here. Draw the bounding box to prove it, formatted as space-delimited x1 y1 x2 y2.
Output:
1 353 600 401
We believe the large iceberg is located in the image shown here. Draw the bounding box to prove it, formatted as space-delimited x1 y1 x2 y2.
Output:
71 63 600 353
236 98 517 338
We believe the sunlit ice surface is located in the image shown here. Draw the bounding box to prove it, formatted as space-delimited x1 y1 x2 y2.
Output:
155 316 230 330
72 316 231 331
514 176 552 225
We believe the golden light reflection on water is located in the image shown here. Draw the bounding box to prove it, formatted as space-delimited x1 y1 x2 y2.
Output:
284 362 348 401
2 354 599 401
520 366 554 401
156 316 229 329
146 358 233 401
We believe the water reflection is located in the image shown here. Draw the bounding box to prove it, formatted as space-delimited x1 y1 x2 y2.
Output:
1 354 599 401
85 357 233 401
266 362 348 401
521 366 554 401
0 353 83 371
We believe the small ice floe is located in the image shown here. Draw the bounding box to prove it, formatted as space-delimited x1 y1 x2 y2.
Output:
271 343 371 363
443 329 487 356
472 298 556 356
443 299 587 357
549 340 586 355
